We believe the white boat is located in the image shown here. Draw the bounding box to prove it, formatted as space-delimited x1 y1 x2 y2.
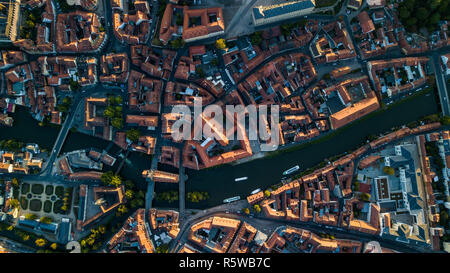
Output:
235 177 248 182
251 188 261 195
283 165 300 176
223 196 240 203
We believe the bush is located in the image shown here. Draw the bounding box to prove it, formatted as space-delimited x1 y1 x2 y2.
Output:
35 238 47 247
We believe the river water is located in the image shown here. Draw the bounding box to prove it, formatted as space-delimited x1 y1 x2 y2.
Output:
0 91 439 209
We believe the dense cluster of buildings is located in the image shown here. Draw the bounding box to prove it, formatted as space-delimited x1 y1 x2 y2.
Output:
247 122 443 249
107 208 179 253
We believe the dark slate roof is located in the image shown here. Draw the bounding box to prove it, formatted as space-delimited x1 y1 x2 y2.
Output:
253 0 315 20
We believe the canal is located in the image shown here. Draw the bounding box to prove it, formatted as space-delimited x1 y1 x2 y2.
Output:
0 90 440 210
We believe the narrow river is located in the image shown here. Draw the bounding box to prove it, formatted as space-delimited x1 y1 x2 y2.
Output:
0 91 439 209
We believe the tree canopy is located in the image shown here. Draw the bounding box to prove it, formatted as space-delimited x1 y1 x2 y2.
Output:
398 0 450 32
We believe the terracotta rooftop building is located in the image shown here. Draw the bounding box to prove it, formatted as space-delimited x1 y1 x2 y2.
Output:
128 70 162 113
159 4 224 44
84 97 112 141
142 169 179 183
126 114 158 129
159 146 180 168
188 216 240 253
149 208 180 239
108 208 155 253
0 51 26 69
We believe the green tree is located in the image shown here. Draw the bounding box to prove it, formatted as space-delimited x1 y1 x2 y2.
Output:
416 7 430 21
156 243 169 253
196 67 205 78
69 79 80 91
115 96 123 105
101 171 114 185
40 216 53 224
429 13 441 25
126 129 141 142
398 7 410 19
104 106 115 118
253 204 261 213
114 106 123 117
264 190 271 198
111 117 123 129
116 204 128 216
243 208 250 215
170 37 185 49
125 189 134 199
360 193 371 202
250 31 262 46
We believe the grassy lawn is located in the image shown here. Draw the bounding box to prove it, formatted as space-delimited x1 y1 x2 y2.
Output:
45 185 54 195
43 200 52 213
29 199 42 212
31 184 44 195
